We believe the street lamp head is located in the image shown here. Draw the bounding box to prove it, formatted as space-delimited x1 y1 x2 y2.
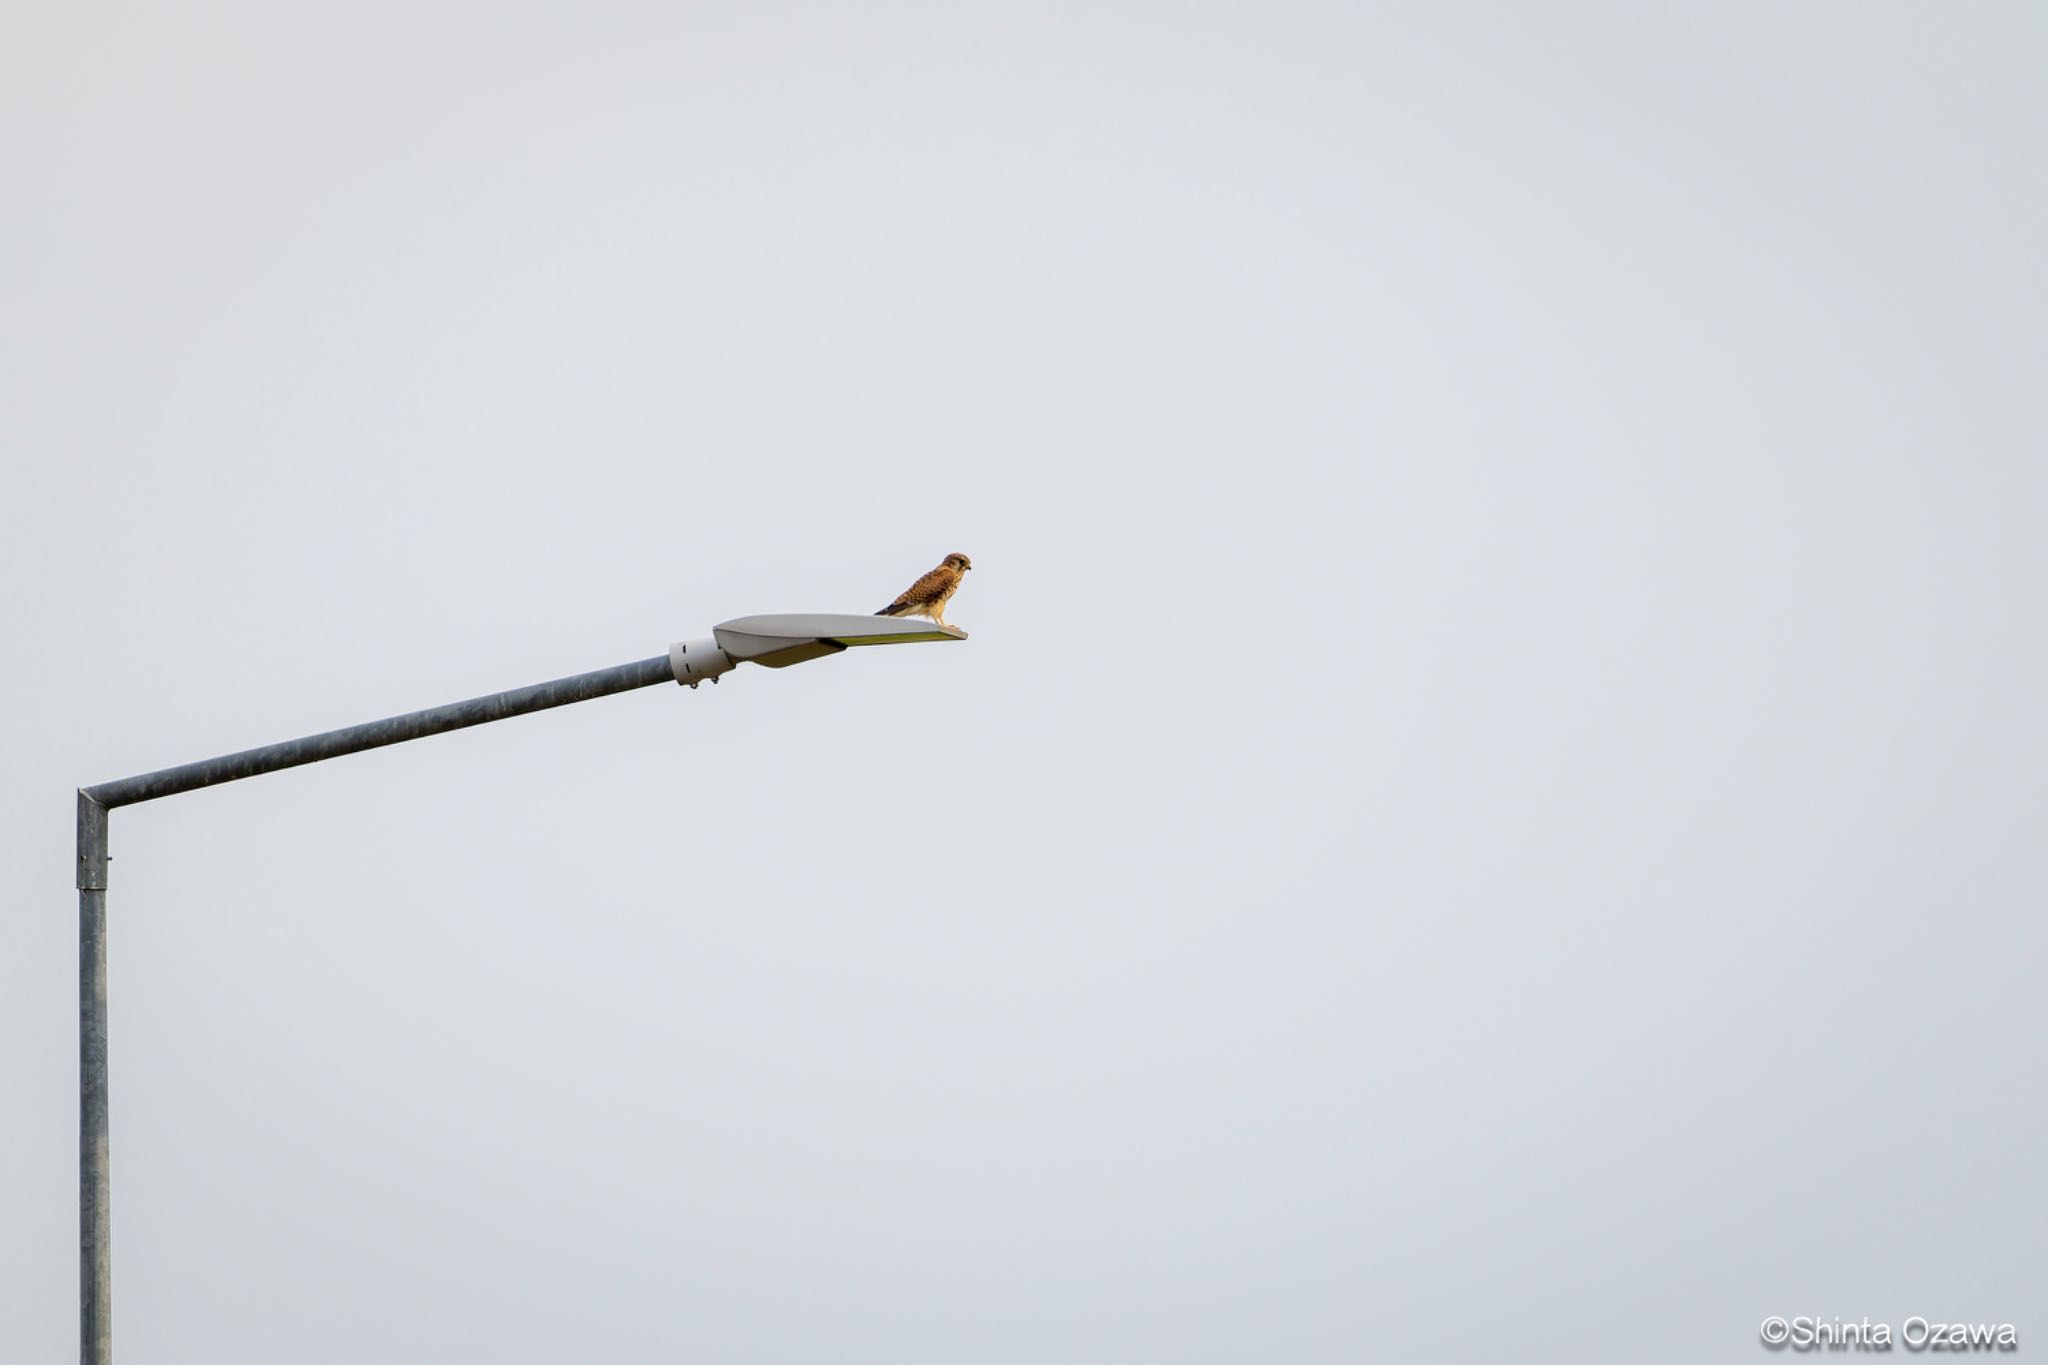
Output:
719 612 967 663
669 612 966 686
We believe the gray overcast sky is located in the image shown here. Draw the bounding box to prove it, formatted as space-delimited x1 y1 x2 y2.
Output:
4 3 2045 1361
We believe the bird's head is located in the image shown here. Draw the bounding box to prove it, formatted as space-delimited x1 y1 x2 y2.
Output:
944 553 973 572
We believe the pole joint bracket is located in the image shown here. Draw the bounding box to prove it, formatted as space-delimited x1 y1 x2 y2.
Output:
77 792 108 892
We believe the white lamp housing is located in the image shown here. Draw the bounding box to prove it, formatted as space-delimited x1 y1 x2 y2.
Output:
669 613 965 686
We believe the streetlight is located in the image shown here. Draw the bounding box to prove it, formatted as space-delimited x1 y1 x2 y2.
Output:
72 612 965 1365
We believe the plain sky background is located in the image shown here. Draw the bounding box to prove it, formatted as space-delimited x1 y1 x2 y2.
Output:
4 3 2044 1361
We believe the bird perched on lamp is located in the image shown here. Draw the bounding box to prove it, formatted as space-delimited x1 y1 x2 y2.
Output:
876 553 972 629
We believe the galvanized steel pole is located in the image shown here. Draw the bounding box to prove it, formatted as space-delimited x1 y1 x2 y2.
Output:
77 793 110 1365
84 654 676 810
74 651 677 1365
72 612 962 1365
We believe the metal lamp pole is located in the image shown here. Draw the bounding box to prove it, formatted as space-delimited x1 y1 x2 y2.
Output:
72 614 962 1365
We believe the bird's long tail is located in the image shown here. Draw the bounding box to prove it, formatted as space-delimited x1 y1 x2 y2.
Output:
875 604 905 617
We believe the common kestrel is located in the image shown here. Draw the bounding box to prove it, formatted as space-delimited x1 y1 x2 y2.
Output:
876 553 972 628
